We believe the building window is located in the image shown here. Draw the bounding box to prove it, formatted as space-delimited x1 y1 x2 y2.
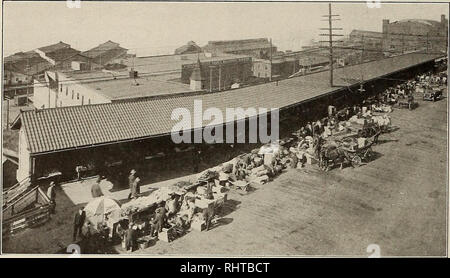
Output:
60 101 62 107
72 91 74 99
88 99 91 105
82 95 84 105
77 93 80 100
60 85 63 92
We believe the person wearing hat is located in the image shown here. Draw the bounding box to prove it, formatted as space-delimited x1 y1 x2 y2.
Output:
130 177 141 199
151 202 167 236
73 208 86 242
91 177 104 198
125 223 137 252
47 181 57 214
127 169 136 199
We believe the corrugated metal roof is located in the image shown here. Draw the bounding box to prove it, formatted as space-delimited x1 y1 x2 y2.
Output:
19 52 441 155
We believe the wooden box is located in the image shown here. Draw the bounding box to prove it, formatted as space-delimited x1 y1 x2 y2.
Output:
191 220 206 232
158 227 174 243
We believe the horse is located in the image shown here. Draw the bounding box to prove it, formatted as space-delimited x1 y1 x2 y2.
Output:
319 145 349 171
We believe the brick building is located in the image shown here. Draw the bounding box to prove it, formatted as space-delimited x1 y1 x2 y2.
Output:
252 53 299 79
181 55 253 92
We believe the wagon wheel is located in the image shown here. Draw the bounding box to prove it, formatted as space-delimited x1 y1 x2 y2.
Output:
365 147 373 160
351 155 362 167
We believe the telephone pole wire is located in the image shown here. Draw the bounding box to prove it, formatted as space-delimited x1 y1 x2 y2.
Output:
319 3 343 87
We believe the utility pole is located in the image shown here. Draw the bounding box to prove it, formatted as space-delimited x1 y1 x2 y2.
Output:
358 34 366 94
269 38 273 82
209 66 213 93
401 34 405 54
6 98 10 130
319 3 343 87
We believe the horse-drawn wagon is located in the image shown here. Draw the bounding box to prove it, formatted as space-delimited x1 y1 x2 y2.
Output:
319 132 378 171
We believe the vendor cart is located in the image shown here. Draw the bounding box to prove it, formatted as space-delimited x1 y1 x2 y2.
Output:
423 87 443 101
339 142 374 167
397 94 418 110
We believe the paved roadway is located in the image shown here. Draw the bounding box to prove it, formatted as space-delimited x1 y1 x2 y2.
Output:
130 90 448 257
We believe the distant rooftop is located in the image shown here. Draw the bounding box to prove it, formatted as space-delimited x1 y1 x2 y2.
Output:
121 52 251 74
53 69 193 100
45 47 81 62
82 75 192 100
394 19 442 27
82 40 127 59
203 38 275 53
38 41 71 53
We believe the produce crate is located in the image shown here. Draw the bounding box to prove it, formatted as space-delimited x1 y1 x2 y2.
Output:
158 226 175 243
191 220 206 232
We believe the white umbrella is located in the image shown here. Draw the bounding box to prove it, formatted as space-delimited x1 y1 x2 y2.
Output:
84 196 121 228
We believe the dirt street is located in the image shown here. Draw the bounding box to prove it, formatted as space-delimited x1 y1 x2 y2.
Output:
128 90 447 257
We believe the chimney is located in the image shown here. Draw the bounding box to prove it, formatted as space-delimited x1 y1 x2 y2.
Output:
441 14 446 24
382 19 390 34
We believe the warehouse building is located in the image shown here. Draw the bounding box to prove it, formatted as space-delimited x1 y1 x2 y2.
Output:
382 15 448 54
12 52 442 182
203 38 277 59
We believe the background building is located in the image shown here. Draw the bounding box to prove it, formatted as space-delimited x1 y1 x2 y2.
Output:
33 68 195 109
252 53 299 80
203 38 277 59
181 55 253 92
81 40 129 66
382 15 448 55
174 41 202 55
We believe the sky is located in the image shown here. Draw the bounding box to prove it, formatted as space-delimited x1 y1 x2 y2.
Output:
3 1 449 57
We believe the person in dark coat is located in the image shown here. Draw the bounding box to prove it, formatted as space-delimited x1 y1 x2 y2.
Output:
127 169 136 199
125 224 137 252
91 177 104 198
130 177 141 199
150 202 167 236
47 181 57 214
73 209 86 241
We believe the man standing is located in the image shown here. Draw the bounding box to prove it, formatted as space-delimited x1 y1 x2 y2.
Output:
73 209 86 242
151 202 167 236
127 169 136 199
91 177 104 198
47 181 57 214
130 177 141 199
125 224 137 252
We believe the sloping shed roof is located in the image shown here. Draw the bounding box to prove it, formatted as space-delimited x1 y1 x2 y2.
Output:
45 48 81 62
82 41 127 59
16 52 441 155
38 42 71 53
